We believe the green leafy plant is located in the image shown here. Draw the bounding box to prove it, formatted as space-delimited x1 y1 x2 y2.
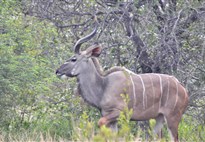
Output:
117 93 134 141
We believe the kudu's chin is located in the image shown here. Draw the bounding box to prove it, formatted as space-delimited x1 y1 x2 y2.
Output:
60 74 69 80
56 72 69 80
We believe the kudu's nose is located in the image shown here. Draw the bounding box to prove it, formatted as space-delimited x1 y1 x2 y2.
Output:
56 70 59 75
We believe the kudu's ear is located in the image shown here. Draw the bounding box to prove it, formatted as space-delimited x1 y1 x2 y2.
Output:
86 46 102 57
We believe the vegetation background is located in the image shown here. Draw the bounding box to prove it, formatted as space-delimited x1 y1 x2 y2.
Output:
0 0 204 141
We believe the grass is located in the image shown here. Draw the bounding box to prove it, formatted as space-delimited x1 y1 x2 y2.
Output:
0 132 64 142
0 119 204 142
0 103 204 142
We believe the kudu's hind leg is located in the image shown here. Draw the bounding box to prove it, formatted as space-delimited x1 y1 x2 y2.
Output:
154 114 165 139
164 115 180 142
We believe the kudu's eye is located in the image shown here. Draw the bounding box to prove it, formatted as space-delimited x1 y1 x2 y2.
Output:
71 57 77 62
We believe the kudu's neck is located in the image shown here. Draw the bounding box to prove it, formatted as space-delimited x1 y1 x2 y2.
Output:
77 59 106 109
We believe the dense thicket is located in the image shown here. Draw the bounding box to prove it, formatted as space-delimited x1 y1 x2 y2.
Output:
0 0 204 141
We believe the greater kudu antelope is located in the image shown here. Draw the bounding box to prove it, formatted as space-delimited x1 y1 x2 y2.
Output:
56 25 189 142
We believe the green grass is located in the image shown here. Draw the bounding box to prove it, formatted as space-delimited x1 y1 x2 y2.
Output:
0 116 204 142
0 102 204 142
0 99 204 142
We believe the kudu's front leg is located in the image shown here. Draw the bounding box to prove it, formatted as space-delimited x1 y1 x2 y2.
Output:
98 110 120 131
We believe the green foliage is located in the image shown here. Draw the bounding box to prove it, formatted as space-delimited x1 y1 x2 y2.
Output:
93 125 117 142
0 0 79 139
179 116 205 142
147 119 156 140
117 94 134 141
72 111 95 141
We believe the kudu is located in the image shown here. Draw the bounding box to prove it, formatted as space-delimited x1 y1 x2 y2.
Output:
56 26 189 142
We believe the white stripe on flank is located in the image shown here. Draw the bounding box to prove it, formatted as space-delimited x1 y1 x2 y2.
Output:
173 78 179 110
129 73 136 108
165 76 170 107
148 75 155 108
138 75 146 109
156 74 163 109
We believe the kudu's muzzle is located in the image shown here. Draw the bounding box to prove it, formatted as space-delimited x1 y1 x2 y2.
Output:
55 69 60 76
55 69 63 78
